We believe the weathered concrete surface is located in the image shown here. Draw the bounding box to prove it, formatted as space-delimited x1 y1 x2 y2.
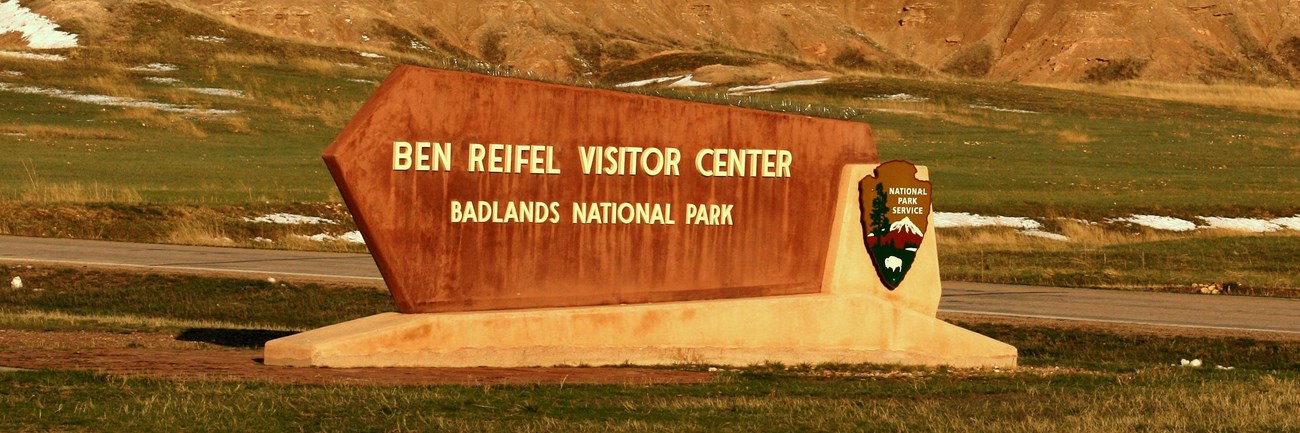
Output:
263 293 1014 368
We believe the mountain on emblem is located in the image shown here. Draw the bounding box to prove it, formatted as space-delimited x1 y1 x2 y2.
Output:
858 161 932 290
890 217 922 236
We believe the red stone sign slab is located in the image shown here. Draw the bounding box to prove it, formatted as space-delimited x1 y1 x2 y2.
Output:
325 66 876 313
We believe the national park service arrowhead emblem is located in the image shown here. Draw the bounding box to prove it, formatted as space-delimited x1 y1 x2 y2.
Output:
859 160 932 290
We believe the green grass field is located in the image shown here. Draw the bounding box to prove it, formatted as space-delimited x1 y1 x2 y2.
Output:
1 1 1298 294
1 266 1299 432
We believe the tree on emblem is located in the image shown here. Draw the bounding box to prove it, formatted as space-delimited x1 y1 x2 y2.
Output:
870 182 890 237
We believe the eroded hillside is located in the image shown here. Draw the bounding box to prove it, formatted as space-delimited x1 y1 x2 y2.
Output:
147 0 1300 85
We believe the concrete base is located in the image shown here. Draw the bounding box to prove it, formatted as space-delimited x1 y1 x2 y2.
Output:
265 163 1017 368
264 292 1015 368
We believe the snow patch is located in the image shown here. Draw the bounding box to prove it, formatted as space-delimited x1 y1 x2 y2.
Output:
1110 215 1197 232
934 212 1041 230
297 231 365 244
127 63 179 73
0 70 22 77
727 78 829 95
336 62 362 68
144 77 181 85
969 104 1039 114
358 52 384 59
866 93 928 103
0 50 64 61
251 237 273 244
339 231 365 244
614 75 685 88
667 74 711 88
243 213 337 225
1198 217 1282 233
0 1 78 49
0 82 237 116
187 35 228 43
1273 216 1300 231
1019 230 1069 241
347 78 376 84
410 40 431 51
185 87 247 98
867 107 926 116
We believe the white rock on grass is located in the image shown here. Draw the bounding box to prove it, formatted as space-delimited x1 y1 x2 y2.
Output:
9 276 21 289
1197 217 1282 233
243 213 337 225
0 1 79 49
1110 215 1198 232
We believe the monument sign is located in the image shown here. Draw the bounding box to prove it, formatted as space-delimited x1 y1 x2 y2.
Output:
264 66 1016 369
317 66 875 313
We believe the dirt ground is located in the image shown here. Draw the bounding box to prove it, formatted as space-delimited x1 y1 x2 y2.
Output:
0 329 711 386
2 315 1295 386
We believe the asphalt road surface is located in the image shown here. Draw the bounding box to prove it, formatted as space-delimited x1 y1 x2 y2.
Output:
2 235 1297 334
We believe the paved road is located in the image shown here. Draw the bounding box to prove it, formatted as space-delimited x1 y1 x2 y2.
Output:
0 235 384 286
2 235 1298 334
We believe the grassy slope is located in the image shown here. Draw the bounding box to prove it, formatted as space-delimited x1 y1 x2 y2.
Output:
1 368 1296 433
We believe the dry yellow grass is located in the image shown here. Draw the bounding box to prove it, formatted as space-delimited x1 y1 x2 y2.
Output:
295 57 352 73
20 161 143 203
1057 130 1095 144
276 234 364 252
0 309 301 332
1048 81 1300 113
80 74 147 98
105 108 207 138
214 52 282 66
166 219 236 247
939 219 1195 254
20 182 144 203
264 95 357 127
